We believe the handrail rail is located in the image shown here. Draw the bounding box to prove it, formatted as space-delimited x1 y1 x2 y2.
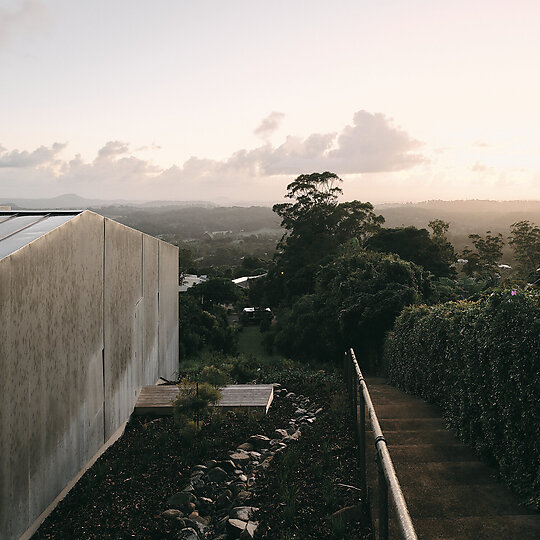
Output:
347 348 417 540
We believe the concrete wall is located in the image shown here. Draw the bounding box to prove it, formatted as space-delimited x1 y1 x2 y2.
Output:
0 210 178 540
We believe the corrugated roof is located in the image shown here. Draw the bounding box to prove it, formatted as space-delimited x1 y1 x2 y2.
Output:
0 211 82 260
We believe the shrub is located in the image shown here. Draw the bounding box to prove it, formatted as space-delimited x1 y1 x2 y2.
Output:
385 289 540 508
198 365 230 387
173 381 222 441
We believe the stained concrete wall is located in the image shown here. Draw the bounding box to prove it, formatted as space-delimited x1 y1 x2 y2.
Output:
158 240 179 378
0 210 178 540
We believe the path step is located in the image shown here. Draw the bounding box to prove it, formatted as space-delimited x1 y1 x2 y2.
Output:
362 377 539 539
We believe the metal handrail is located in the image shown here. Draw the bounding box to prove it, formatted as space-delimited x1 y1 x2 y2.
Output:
347 348 417 540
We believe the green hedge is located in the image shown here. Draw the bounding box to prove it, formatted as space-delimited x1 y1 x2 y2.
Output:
385 289 540 508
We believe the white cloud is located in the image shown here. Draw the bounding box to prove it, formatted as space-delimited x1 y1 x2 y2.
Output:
0 110 427 200
0 142 66 167
254 111 285 138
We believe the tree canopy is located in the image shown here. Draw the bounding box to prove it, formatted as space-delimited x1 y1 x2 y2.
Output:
366 225 455 277
509 220 540 281
269 172 384 301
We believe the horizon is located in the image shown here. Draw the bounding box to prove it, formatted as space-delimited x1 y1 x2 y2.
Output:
2 1 540 203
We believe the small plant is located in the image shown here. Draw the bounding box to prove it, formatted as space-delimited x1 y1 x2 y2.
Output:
173 380 221 443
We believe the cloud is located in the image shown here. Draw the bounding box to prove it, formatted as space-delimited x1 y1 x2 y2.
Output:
0 110 426 200
0 0 46 49
97 141 130 160
254 111 285 138
327 110 424 173
472 161 487 172
0 142 66 167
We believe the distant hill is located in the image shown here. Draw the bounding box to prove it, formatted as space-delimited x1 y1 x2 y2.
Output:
376 200 540 256
0 194 217 210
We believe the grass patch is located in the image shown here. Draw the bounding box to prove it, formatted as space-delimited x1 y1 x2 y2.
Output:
237 325 284 363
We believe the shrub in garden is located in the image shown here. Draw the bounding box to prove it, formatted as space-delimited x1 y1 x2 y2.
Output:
173 381 222 443
385 289 540 508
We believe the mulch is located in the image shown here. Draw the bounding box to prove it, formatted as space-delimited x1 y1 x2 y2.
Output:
34 378 371 539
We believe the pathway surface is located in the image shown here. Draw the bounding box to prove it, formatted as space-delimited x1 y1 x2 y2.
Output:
365 377 539 540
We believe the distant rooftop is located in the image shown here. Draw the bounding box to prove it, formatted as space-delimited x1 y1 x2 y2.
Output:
0 210 82 260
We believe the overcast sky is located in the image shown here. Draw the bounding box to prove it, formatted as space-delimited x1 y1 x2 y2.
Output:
1 0 540 204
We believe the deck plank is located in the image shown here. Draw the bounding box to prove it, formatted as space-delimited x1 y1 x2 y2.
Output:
134 384 274 415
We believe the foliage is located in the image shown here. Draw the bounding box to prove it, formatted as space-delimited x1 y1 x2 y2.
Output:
173 381 222 442
270 247 432 369
269 172 384 301
385 289 540 508
187 277 243 306
366 225 455 277
509 220 540 282
461 230 505 282
179 293 238 360
197 364 230 387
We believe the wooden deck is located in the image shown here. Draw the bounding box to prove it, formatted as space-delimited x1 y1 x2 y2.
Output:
134 384 274 415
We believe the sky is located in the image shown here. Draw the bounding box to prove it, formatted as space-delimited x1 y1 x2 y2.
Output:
1 0 540 204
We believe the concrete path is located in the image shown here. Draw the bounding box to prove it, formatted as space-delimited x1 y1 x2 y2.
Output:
365 378 540 540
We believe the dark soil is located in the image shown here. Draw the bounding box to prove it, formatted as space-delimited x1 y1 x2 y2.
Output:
34 371 372 539
34 398 294 539
252 382 372 539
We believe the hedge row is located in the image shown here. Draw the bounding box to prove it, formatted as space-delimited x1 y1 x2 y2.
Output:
385 289 540 508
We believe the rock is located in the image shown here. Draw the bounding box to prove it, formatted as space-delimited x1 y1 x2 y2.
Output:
240 521 258 539
167 491 195 510
192 464 207 472
230 451 251 467
162 509 184 520
196 496 214 512
229 481 246 496
205 459 218 469
188 510 199 518
191 514 211 526
248 435 271 449
216 488 233 509
206 466 229 483
191 477 205 490
236 490 252 503
259 457 273 470
248 451 262 460
237 442 254 452
186 502 197 513
214 460 237 475
284 430 301 442
184 516 209 536
238 474 248 482
273 428 288 439
230 506 259 521
177 527 199 540
273 383 282 389
227 518 248 537
293 408 307 418
285 392 296 399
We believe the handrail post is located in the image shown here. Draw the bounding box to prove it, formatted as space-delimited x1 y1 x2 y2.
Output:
358 380 366 499
378 455 389 540
352 366 358 436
